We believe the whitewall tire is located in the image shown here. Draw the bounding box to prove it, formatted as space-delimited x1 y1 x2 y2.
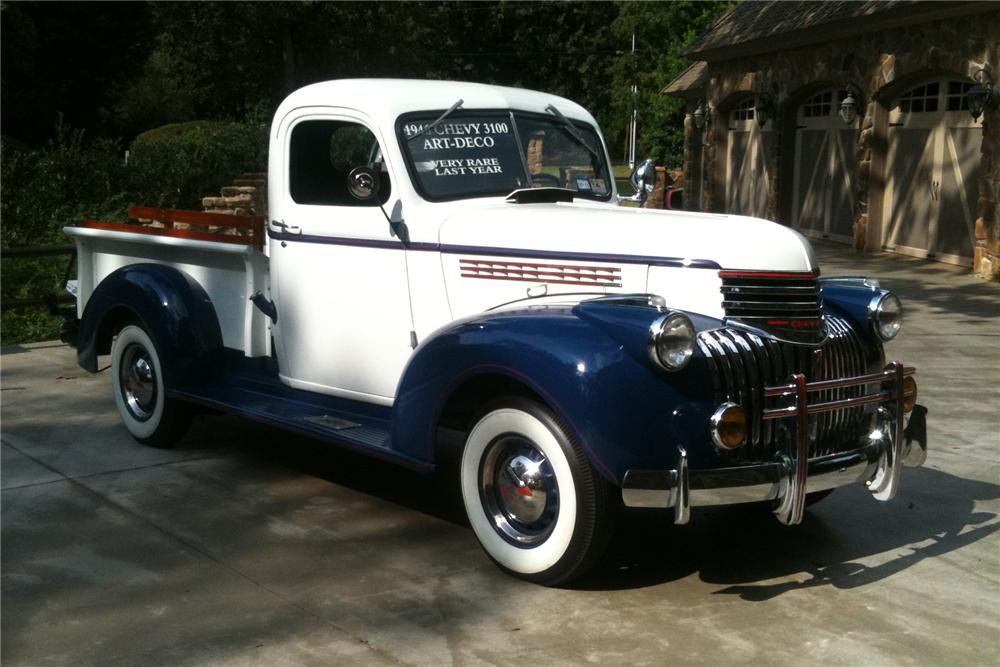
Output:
460 397 612 585
111 324 191 447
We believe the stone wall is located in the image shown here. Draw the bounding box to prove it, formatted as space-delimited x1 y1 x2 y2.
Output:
202 173 268 218
686 10 1000 278
978 97 1000 278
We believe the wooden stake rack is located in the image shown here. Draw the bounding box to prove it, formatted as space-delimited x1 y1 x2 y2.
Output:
75 206 266 251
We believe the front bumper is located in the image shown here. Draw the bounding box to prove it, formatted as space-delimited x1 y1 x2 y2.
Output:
622 362 927 525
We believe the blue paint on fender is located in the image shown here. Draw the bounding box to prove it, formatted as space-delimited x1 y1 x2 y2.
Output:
76 263 223 386
820 282 891 348
392 302 723 485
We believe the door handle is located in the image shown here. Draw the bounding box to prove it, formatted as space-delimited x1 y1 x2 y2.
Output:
270 219 301 235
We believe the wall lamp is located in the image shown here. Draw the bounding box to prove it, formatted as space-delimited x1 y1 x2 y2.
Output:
755 93 775 127
839 86 862 125
693 99 711 129
968 67 999 121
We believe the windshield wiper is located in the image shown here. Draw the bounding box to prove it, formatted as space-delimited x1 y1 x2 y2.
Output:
544 104 600 161
408 99 464 140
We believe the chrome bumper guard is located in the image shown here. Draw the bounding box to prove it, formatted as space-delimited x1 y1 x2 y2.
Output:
622 362 927 525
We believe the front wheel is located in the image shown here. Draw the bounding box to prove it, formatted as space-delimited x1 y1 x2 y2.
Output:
111 324 191 447
460 397 613 586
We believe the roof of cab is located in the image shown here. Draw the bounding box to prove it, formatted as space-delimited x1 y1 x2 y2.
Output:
271 78 597 133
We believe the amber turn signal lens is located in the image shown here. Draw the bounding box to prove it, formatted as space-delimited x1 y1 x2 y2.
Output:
902 376 918 413
711 403 747 450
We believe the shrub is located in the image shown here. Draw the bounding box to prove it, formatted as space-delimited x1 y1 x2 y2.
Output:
127 120 267 210
1 126 132 345
1 118 268 345
1 127 130 248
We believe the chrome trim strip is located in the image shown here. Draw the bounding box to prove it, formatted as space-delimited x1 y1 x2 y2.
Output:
622 444 881 509
869 362 906 501
764 366 916 397
621 469 674 508
773 373 810 525
266 229 723 269
690 482 777 506
674 447 690 525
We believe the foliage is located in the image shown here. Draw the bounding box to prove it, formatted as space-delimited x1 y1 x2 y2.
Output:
1 125 128 345
1 1 728 344
1 124 129 249
608 1 733 167
127 120 267 210
0 119 266 344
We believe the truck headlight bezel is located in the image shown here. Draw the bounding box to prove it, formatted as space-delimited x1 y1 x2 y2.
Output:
711 402 747 450
648 312 695 372
869 292 902 341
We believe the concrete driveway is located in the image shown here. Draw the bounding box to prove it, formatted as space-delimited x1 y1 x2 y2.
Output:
3 242 998 665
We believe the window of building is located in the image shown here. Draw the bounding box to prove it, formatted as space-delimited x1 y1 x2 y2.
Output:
801 90 833 117
897 82 940 113
946 81 973 111
730 98 755 123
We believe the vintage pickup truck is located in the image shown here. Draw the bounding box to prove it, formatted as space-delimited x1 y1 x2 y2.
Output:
64 79 927 585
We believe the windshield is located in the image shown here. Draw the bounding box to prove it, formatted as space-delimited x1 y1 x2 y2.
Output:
398 110 612 202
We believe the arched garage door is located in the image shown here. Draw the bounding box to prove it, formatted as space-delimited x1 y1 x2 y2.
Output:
882 80 979 266
792 89 858 243
726 98 775 219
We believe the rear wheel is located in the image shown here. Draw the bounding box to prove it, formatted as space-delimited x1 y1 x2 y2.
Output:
460 397 613 586
111 324 191 447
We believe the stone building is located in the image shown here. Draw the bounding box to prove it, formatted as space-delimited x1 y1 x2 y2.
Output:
663 0 1000 277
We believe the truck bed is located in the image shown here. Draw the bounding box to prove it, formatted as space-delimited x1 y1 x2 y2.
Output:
64 207 271 357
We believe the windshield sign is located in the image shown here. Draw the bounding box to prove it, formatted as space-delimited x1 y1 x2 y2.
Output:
399 111 611 202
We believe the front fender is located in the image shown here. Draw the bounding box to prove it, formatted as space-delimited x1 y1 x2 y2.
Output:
392 304 718 485
820 280 891 349
77 263 223 386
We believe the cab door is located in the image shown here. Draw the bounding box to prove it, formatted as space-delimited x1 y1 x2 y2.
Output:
269 112 413 405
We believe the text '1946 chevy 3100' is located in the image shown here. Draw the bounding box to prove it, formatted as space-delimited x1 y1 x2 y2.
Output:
63 79 927 585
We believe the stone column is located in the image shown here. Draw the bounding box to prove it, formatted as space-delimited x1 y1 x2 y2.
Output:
642 166 669 209
975 101 1000 278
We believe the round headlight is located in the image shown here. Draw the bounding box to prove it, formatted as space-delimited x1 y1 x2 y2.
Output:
649 312 695 371
870 292 903 341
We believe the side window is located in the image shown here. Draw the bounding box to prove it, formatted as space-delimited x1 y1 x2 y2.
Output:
289 120 390 206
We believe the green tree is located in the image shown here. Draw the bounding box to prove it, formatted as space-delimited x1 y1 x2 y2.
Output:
608 1 731 167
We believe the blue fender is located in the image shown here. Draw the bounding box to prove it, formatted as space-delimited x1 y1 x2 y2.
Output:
76 263 224 386
820 281 892 349
391 302 723 485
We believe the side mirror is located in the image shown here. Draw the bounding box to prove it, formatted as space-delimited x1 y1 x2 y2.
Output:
347 166 379 201
621 158 658 204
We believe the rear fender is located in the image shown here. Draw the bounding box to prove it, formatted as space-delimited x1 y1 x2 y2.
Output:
76 264 223 386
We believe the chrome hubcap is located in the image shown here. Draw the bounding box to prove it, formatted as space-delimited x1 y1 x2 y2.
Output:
120 344 156 421
480 435 559 546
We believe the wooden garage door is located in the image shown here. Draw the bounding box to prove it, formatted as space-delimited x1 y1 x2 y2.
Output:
882 80 979 266
726 98 775 219
792 89 858 243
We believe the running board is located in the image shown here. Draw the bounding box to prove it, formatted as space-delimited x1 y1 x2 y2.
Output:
168 373 431 471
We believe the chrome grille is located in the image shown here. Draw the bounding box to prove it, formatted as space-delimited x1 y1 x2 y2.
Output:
697 316 878 461
720 271 825 345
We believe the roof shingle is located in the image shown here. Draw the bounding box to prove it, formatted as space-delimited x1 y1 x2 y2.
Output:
683 1 992 60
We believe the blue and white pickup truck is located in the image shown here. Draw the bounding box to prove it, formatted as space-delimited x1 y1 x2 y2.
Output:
64 79 927 585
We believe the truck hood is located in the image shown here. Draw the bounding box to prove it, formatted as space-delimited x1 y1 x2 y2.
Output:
434 200 819 320
437 201 817 272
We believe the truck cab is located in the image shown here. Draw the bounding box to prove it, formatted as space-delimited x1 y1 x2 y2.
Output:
64 79 927 585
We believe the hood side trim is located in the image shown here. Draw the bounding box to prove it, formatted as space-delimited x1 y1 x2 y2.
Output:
267 229 722 269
